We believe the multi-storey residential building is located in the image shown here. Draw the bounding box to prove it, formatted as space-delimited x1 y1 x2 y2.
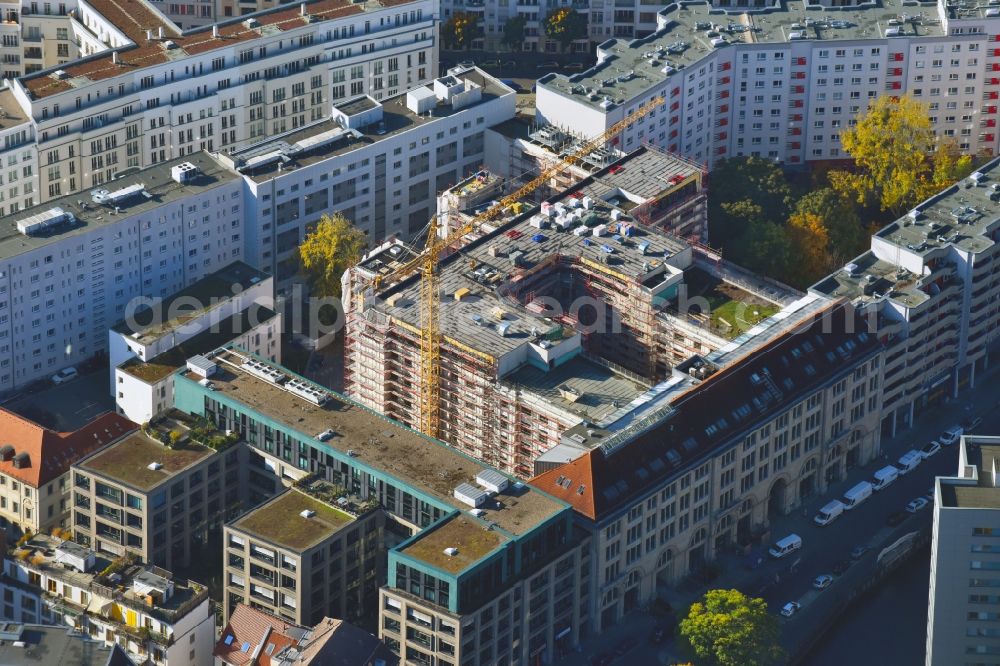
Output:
928 435 1000 666
439 0 665 53
531 301 883 632
110 261 280 423
222 480 384 627
536 1 1000 168
70 412 260 571
0 623 135 665
0 0 437 216
343 147 786 477
811 159 1000 436
0 152 243 393
170 346 590 666
2 533 214 666
223 67 516 284
0 409 134 535
215 603 398 666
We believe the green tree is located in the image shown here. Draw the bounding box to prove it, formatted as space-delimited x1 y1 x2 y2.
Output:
833 95 936 215
794 187 867 262
544 7 587 51
501 15 527 50
679 589 784 666
441 13 481 50
707 157 793 250
741 220 793 283
298 213 367 300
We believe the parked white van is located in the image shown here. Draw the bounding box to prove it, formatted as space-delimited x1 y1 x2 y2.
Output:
814 500 846 526
872 465 899 491
897 449 922 475
769 534 803 558
843 481 873 509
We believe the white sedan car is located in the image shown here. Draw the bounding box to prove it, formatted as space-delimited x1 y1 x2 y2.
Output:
906 497 929 513
812 575 834 590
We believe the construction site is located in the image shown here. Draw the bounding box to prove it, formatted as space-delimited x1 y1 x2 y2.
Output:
344 144 798 477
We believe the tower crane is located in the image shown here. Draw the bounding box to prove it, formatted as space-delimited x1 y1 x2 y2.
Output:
369 95 665 438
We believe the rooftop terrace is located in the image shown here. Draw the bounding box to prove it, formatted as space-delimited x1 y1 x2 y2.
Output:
400 515 505 574
183 348 565 536
0 88 28 130
21 0 420 100
77 416 215 491
539 0 944 111
1 152 238 262
230 487 357 551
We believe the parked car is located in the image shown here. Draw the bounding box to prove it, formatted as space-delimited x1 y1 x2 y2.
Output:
939 425 964 446
812 574 834 590
780 601 801 617
315 429 335 442
920 440 942 459
564 62 585 71
906 497 929 513
886 510 908 526
536 61 560 70
850 543 870 560
51 366 78 384
458 59 476 69
832 558 852 575
500 78 522 92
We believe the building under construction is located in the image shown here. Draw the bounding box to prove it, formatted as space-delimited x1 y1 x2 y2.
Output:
344 148 786 477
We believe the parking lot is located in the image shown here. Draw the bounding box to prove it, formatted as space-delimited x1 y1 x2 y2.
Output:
3 368 114 431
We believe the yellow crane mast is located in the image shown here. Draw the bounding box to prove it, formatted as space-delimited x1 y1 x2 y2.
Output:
371 95 665 438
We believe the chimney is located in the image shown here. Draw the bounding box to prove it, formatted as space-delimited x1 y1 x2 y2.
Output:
145 29 152 41
112 51 118 65
300 2 307 15
212 24 219 38
157 26 164 39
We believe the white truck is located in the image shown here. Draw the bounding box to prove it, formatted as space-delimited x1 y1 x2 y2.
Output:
842 481 873 509
872 465 899 491
814 499 846 526
897 449 922 475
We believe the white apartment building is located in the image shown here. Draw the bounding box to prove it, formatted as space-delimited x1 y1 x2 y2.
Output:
0 0 436 216
224 66 516 284
110 261 280 423
536 0 1000 169
928 435 1000 666
0 151 244 393
811 160 1000 437
3 533 215 666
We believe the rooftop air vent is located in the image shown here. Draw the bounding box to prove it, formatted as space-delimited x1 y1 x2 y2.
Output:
443 547 459 556
170 162 198 184
147 462 162 471
299 509 315 519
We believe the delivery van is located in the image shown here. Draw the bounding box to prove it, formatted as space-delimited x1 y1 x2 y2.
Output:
873 465 899 491
814 499 846 526
897 449 922 475
769 533 803 558
842 481 873 509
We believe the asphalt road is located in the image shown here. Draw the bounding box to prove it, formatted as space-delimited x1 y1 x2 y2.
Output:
557 365 1000 666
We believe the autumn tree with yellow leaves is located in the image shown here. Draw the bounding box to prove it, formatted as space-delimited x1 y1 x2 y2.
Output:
544 7 587 51
831 95 973 215
442 12 481 50
298 213 367 300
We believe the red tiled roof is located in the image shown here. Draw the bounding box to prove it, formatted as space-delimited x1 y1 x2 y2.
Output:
531 302 881 521
0 409 136 488
214 604 302 666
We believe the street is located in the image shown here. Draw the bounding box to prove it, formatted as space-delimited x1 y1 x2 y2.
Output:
556 365 1000 665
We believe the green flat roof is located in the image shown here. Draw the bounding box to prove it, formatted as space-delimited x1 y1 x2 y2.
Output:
231 489 355 551
78 430 213 491
401 515 505 574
